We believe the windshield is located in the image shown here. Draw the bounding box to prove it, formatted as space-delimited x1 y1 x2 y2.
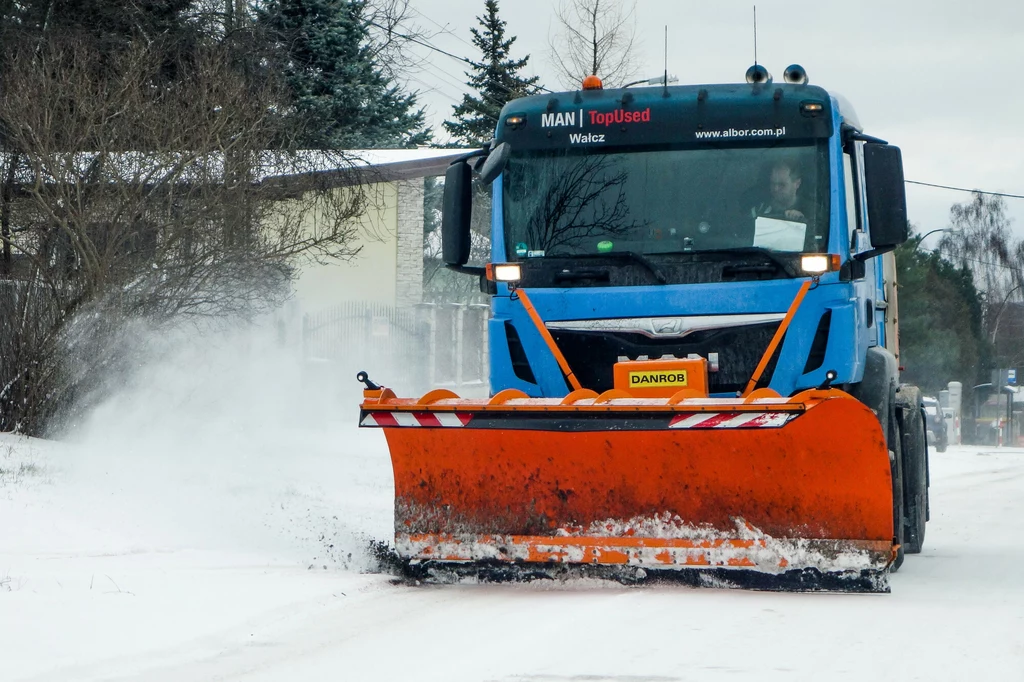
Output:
503 142 830 260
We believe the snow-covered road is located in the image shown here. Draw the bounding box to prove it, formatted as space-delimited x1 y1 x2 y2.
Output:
3 424 1023 682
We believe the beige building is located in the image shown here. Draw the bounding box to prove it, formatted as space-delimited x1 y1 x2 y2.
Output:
289 148 465 313
283 148 490 392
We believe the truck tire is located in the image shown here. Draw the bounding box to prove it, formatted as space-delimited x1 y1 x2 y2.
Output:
897 385 928 554
846 347 899 432
847 349 904 571
887 382 905 572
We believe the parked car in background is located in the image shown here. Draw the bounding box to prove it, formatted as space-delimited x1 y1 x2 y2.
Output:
923 396 948 452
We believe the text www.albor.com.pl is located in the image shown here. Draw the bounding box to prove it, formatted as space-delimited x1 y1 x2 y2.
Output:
694 126 786 139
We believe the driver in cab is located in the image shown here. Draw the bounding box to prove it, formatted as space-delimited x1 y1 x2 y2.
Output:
752 160 806 223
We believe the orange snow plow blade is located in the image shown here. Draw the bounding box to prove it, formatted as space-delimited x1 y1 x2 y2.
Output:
360 384 897 592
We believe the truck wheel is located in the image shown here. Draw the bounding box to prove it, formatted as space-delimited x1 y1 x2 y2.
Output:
887 382 905 572
847 347 899 432
846 350 905 571
897 385 928 554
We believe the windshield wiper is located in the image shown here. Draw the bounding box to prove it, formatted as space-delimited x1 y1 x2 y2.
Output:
673 247 799 278
554 269 611 283
722 263 779 276
560 251 668 284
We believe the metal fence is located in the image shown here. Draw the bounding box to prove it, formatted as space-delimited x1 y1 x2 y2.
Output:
302 300 489 394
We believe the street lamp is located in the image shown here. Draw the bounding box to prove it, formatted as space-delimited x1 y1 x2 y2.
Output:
989 283 1024 344
912 228 958 252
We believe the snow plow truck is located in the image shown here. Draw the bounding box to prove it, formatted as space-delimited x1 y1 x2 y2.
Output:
359 65 929 593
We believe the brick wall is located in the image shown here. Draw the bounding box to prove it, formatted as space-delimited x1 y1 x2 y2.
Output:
395 178 425 307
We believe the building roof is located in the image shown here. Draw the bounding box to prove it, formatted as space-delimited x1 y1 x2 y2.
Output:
0 147 473 191
311 148 471 186
261 148 472 191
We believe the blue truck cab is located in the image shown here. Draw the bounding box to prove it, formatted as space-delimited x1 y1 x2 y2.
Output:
443 75 910 402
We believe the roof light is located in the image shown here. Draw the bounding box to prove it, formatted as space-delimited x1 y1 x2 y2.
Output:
800 101 825 116
486 263 522 282
801 254 841 274
582 75 603 90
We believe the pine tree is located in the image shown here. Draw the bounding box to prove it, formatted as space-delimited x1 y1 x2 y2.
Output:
258 0 430 149
895 233 989 395
444 0 540 147
1 1 197 46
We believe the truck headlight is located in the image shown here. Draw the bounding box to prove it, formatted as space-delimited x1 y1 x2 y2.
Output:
487 263 522 282
800 254 840 274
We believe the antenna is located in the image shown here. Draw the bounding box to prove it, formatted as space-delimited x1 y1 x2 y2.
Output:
745 6 771 84
663 25 669 96
753 5 758 66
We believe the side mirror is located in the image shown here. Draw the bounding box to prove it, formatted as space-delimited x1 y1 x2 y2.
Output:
478 142 511 185
441 161 473 266
863 144 909 249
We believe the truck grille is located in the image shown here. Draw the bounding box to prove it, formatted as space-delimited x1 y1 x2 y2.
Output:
549 322 782 395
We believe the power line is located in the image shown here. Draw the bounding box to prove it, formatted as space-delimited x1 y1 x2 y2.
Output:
409 8 477 52
906 180 1024 200
367 18 551 96
384 20 549 134
364 12 547 142
943 254 1017 272
414 62 507 125
409 7 545 101
919 246 1024 274
417 59 488 101
372 20 549 139
407 68 504 129
406 61 523 143
404 75 464 105
370 20 474 67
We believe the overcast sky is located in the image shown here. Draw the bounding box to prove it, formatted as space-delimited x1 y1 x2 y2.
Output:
401 0 1024 244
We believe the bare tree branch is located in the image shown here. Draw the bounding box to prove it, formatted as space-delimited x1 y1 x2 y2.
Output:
938 192 1022 350
547 0 640 89
0 32 374 433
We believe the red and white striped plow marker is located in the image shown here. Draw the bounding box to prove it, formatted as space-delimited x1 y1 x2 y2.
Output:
360 412 472 428
669 412 794 429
